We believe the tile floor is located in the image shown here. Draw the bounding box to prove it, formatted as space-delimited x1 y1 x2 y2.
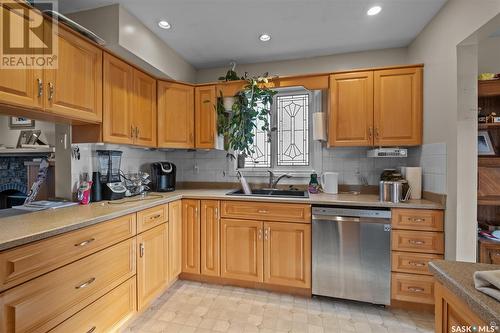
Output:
123 280 434 333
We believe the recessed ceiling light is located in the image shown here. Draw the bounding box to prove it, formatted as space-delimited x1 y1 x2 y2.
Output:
158 20 171 29
259 34 271 42
367 6 382 16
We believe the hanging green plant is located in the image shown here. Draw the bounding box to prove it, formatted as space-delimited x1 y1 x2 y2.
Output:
217 74 277 157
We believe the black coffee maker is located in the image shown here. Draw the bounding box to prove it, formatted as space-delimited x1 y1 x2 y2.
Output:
151 162 176 192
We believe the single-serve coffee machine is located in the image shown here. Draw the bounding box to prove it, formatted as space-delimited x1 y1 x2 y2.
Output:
151 162 176 192
97 150 126 200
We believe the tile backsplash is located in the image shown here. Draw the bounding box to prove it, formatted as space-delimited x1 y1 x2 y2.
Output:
70 143 447 194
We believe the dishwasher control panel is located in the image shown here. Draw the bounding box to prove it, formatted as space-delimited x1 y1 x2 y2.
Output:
312 206 391 219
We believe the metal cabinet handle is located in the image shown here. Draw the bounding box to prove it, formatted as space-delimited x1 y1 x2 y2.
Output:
86 327 96 333
37 78 43 97
215 207 219 219
75 277 96 289
258 228 262 240
150 214 161 220
368 127 373 139
47 82 54 101
140 243 145 258
130 126 134 138
264 228 269 241
410 217 425 223
375 128 379 139
408 261 426 267
409 239 425 245
408 287 424 293
75 238 95 247
258 210 268 214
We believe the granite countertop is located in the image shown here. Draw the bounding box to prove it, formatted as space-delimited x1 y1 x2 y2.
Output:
429 260 500 324
0 189 443 252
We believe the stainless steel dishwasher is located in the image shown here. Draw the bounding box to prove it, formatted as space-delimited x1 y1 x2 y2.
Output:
312 206 391 305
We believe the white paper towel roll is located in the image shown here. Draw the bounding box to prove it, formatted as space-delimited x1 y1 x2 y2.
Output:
313 112 326 141
405 167 422 200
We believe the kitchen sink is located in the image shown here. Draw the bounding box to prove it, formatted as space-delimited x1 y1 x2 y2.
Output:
226 189 309 198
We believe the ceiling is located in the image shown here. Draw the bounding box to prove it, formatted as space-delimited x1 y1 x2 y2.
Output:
58 0 447 69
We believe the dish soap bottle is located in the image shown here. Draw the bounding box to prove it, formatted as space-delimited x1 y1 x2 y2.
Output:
308 171 320 194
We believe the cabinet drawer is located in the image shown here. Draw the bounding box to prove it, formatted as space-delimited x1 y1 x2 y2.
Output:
221 201 311 223
392 230 444 254
137 204 168 233
392 208 443 231
0 239 136 333
391 251 443 275
0 214 136 292
391 272 435 304
50 277 136 333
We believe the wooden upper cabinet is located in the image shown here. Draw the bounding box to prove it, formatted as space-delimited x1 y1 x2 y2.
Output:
220 218 263 283
168 201 183 283
329 72 374 147
137 224 168 310
0 6 43 109
44 25 102 123
182 199 201 274
157 81 194 148
195 85 217 148
103 53 134 144
374 67 422 146
201 200 220 277
263 222 311 288
133 69 157 147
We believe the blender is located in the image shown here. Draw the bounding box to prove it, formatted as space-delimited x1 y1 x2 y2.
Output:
97 150 126 200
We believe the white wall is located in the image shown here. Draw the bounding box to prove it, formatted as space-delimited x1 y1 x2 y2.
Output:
196 48 408 83
407 0 500 261
478 36 500 73
0 115 55 147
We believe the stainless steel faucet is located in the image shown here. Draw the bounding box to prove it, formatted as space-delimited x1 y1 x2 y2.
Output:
267 170 292 189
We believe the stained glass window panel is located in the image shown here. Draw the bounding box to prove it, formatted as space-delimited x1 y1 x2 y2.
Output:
277 94 309 166
244 102 271 168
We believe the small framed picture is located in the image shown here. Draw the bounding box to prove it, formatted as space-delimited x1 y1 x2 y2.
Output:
9 117 35 129
478 130 497 156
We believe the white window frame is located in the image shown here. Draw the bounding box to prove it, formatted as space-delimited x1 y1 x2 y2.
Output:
236 87 322 178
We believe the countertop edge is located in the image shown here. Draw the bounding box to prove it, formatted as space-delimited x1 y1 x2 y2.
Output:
429 261 500 324
0 191 443 252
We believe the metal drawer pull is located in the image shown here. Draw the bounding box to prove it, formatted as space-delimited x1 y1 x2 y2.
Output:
264 228 269 240
410 217 425 222
258 228 262 240
408 287 424 293
75 238 95 247
408 261 426 267
37 78 43 97
86 327 96 333
150 214 162 220
140 243 145 257
48 82 54 101
258 210 268 214
409 239 425 245
75 277 96 289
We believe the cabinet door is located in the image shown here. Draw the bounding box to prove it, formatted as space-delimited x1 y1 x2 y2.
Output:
168 200 182 283
133 69 157 147
103 53 134 144
182 200 200 274
195 85 217 148
220 219 263 282
44 25 102 122
374 67 422 146
157 81 195 148
263 222 311 288
201 200 220 276
137 224 168 310
0 6 43 109
329 72 374 147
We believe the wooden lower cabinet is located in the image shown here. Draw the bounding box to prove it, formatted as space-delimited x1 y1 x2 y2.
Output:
220 219 263 282
264 222 311 288
49 277 136 333
168 201 183 283
0 239 135 333
201 200 220 276
137 224 169 311
434 281 486 333
182 200 201 274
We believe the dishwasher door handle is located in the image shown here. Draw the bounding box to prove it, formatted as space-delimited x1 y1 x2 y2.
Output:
312 215 360 223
